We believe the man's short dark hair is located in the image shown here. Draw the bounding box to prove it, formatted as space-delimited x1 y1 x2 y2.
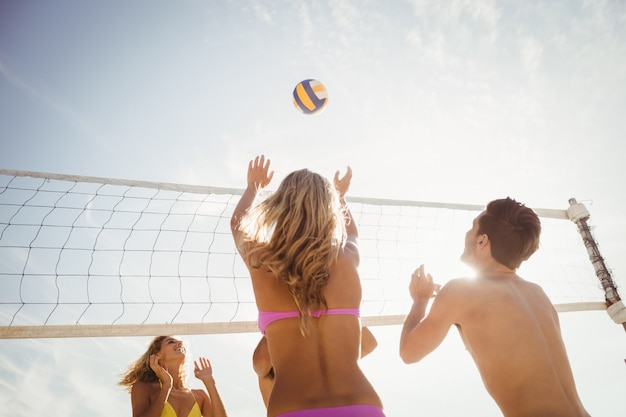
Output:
478 197 541 269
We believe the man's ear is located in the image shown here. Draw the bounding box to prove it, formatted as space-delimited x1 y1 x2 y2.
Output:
477 234 488 246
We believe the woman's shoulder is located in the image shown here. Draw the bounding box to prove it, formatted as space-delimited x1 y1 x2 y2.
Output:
191 388 210 407
135 379 159 388
130 380 159 397
336 240 359 265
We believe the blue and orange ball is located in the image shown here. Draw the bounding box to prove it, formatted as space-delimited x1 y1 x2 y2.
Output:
292 79 328 115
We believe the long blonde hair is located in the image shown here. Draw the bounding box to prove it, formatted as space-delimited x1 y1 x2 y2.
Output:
238 169 346 334
118 336 188 392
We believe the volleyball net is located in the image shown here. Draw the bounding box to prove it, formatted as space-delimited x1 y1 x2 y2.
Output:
0 169 623 339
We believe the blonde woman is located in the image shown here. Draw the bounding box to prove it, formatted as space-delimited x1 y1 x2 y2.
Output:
231 155 385 417
119 336 227 417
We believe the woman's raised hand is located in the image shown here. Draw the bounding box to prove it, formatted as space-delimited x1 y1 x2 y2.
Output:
333 166 352 198
149 354 173 388
194 357 215 382
248 155 274 190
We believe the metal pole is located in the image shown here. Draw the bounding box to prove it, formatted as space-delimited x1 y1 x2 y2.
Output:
567 199 626 336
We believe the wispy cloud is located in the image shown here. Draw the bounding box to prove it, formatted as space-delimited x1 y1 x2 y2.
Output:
0 338 141 416
329 0 360 32
518 36 544 77
296 1 315 50
0 339 56 415
0 59 107 148
250 0 273 23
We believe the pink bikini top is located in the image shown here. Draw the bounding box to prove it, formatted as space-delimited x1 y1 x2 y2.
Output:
258 308 360 335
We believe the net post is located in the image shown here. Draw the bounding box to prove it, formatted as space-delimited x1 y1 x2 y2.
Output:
567 198 626 335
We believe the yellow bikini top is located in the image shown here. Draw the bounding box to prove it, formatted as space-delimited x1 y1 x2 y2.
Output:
157 382 202 417
161 400 201 417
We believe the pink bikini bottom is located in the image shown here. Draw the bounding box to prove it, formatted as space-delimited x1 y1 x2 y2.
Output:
275 404 385 417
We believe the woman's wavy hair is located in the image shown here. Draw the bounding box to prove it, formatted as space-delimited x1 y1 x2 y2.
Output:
238 169 346 334
478 197 541 270
118 336 188 392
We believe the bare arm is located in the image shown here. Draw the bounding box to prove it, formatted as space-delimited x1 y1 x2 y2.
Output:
341 196 358 244
360 326 378 358
399 265 449 364
230 155 274 251
252 336 273 408
194 357 228 417
334 167 359 265
130 356 173 417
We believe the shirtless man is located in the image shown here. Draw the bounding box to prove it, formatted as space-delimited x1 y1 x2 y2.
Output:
399 197 590 417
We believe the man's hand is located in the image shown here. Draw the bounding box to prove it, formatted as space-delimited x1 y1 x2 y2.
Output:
409 264 440 301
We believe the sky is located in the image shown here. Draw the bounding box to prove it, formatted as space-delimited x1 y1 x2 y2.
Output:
1 0 626 416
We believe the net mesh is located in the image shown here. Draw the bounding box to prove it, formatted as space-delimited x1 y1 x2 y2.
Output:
0 170 604 338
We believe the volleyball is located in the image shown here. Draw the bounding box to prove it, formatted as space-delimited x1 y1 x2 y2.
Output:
292 79 328 115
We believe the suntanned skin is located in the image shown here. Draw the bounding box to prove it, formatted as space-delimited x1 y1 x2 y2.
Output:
400 213 590 417
231 156 382 417
252 327 378 408
130 337 227 417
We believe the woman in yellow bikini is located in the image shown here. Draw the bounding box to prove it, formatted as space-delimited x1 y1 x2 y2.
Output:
120 336 227 417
